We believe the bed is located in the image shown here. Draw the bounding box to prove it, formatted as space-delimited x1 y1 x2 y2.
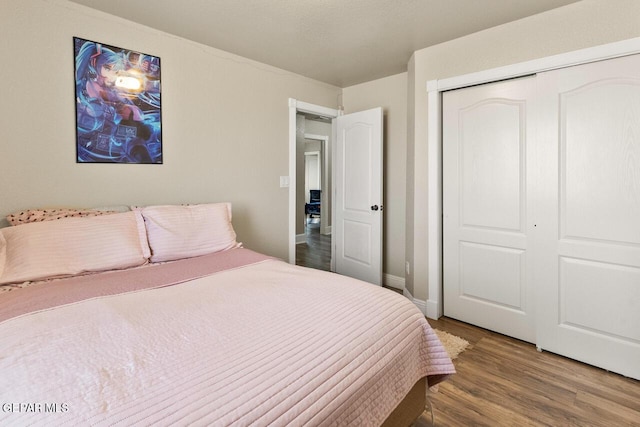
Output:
0 203 455 426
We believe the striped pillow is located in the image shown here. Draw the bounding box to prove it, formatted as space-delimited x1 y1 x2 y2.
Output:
0 211 151 285
140 203 240 263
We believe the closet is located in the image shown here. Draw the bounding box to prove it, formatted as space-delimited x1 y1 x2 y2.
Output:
442 54 640 380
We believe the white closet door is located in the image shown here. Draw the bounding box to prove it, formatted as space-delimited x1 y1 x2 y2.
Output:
443 77 536 343
536 54 640 379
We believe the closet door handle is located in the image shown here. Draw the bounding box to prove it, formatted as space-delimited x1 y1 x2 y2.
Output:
371 205 379 211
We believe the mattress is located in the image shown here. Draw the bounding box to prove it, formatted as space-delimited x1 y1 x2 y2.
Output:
0 248 454 426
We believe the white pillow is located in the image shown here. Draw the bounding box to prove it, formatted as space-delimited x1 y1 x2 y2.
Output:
0 211 151 285
140 203 240 263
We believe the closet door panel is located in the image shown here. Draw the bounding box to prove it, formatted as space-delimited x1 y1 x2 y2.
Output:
443 77 536 343
560 257 640 341
536 53 640 380
561 79 640 244
460 101 523 232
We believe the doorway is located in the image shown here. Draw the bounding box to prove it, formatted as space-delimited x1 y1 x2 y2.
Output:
298 136 331 271
303 134 331 237
287 99 338 271
288 99 384 285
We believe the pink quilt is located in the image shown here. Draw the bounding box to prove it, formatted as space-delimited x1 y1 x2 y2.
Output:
0 249 454 426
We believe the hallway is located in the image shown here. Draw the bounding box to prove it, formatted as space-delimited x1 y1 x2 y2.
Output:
295 218 331 271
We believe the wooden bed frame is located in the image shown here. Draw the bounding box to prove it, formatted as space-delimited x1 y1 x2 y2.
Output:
382 377 427 427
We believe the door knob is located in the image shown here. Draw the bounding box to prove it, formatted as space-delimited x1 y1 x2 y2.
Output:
371 205 379 211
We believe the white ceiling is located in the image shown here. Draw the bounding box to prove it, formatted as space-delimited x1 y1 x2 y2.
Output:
69 0 579 87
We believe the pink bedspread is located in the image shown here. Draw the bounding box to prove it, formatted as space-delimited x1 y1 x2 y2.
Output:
0 249 454 426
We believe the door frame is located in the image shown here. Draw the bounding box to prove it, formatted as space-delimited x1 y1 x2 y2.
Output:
304 134 331 236
288 99 339 265
426 36 640 319
303 151 321 205
303 150 320 240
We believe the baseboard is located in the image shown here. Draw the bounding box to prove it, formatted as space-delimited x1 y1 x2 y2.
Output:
403 288 427 316
412 298 427 316
320 225 332 235
425 299 441 320
383 274 405 291
295 234 306 244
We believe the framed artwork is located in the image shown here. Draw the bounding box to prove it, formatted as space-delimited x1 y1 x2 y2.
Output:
73 37 162 164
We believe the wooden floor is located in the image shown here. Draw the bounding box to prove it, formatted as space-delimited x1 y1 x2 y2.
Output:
425 317 640 427
296 220 640 425
295 217 331 271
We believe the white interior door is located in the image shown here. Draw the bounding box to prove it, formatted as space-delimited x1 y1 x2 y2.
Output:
443 77 536 343
334 107 383 285
535 54 640 379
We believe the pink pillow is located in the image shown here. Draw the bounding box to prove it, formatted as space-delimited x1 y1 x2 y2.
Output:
140 203 240 263
0 211 151 285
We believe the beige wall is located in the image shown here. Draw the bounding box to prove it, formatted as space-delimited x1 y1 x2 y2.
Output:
4 0 639 297
0 0 340 261
407 0 640 301
342 73 408 279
